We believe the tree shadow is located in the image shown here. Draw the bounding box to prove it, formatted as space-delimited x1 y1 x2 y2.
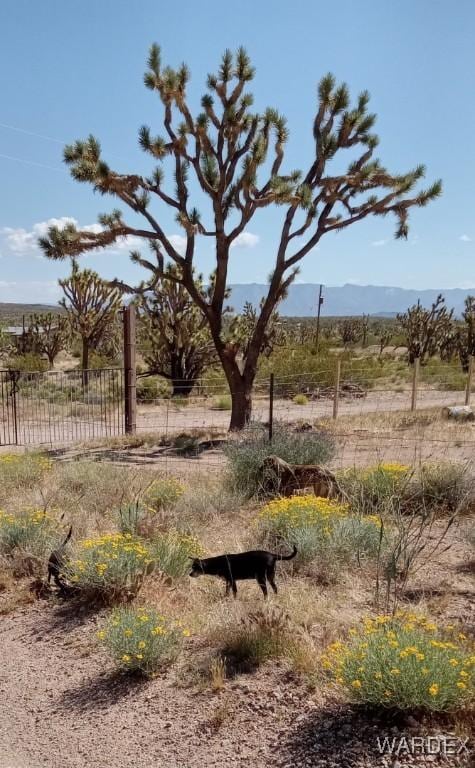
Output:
29 596 102 636
57 670 148 713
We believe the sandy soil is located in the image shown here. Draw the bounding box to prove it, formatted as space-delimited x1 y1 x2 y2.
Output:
1 520 474 768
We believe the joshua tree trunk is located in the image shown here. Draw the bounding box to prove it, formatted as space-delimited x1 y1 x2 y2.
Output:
82 338 90 387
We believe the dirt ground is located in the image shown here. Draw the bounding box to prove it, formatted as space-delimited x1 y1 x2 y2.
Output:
1 518 474 768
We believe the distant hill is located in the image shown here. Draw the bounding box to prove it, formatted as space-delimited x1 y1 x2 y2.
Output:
226 284 475 317
0 303 63 325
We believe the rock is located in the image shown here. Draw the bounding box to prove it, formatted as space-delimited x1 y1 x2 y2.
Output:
444 405 475 421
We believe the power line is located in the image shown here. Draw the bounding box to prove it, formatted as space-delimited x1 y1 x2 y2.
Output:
0 152 63 172
0 122 65 145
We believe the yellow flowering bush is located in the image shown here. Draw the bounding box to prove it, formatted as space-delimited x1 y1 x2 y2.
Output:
256 495 382 575
338 463 411 514
99 604 189 676
143 477 185 513
151 529 204 579
68 533 153 602
0 509 60 568
0 452 52 492
322 612 474 712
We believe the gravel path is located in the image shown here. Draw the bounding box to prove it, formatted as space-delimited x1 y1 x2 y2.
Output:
1 595 473 768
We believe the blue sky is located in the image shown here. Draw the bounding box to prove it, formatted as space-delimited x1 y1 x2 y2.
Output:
1 0 474 303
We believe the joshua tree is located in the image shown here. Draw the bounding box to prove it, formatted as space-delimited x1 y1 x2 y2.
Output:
59 261 122 379
338 317 363 348
397 295 453 365
39 45 441 428
378 327 393 356
25 312 70 367
138 265 218 396
457 296 475 371
228 300 282 360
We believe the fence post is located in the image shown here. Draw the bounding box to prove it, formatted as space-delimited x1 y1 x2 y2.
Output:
123 305 137 434
268 373 274 442
333 358 341 420
411 357 420 412
465 355 474 406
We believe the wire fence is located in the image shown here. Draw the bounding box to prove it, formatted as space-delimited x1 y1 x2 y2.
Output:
133 361 475 473
1 359 474 475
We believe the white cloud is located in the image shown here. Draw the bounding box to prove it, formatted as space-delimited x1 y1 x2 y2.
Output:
459 234 472 242
371 239 387 247
230 232 260 249
0 280 61 302
167 234 187 256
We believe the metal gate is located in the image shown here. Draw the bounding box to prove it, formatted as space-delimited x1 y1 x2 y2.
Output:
0 368 125 447
0 370 19 445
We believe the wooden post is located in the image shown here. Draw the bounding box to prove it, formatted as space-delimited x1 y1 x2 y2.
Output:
123 305 137 434
411 357 420 412
333 358 341 420
268 373 274 442
465 355 474 406
315 284 324 354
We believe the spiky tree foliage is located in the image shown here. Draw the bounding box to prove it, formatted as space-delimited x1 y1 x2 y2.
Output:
39 45 441 428
59 262 122 377
25 312 70 367
138 265 217 396
228 300 282 363
397 295 454 365
338 317 363 348
378 328 393 356
457 296 475 371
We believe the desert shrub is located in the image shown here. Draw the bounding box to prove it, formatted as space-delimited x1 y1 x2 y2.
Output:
256 495 382 578
212 395 232 410
151 530 203 579
0 452 52 497
116 503 149 536
220 606 304 670
7 353 48 373
0 510 60 572
174 476 245 522
67 533 152 602
338 463 411 515
98 604 189 676
224 422 335 497
410 462 472 513
136 375 171 402
293 394 308 406
143 477 184 513
322 612 474 712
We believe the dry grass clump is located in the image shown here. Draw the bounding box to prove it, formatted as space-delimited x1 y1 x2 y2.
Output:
216 604 312 672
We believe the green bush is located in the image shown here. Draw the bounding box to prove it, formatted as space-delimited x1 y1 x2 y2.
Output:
151 530 203 579
116 503 149 536
7 353 48 373
256 495 383 580
212 395 232 410
98 604 189 676
224 422 335 497
143 477 185 513
322 612 475 712
0 509 61 571
136 375 171 402
0 452 52 499
292 394 309 406
411 462 472 513
67 533 152 603
338 463 412 515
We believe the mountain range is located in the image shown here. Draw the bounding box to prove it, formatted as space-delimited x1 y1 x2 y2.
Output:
227 284 475 317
